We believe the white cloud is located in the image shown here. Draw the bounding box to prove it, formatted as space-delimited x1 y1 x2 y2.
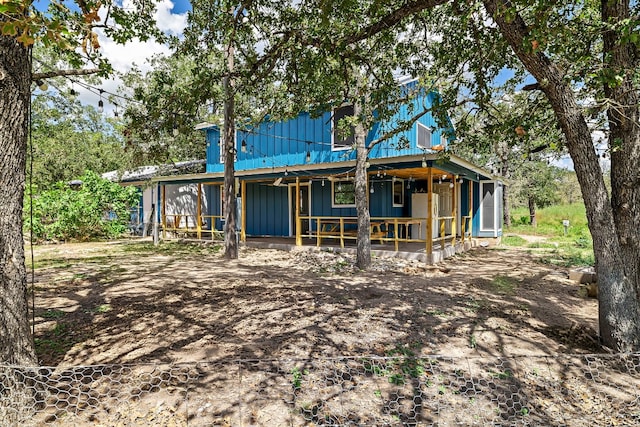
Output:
74 1 188 114
154 0 188 35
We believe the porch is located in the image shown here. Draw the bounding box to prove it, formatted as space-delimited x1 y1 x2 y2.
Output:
154 156 502 264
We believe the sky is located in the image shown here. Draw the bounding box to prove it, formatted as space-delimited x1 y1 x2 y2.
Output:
33 0 191 113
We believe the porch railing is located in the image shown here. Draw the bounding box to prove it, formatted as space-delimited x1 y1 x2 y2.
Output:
307 216 472 251
159 212 473 253
162 213 224 240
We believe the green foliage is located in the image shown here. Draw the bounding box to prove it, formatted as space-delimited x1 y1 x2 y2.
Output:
24 171 139 242
508 203 589 237
119 55 211 164
504 203 594 266
291 367 308 390
29 90 131 190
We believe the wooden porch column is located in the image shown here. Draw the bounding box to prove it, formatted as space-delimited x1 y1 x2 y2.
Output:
161 184 166 240
196 183 202 239
426 167 433 255
295 177 302 246
240 180 246 242
451 176 457 246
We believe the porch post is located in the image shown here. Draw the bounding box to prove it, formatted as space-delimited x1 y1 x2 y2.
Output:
426 167 433 256
161 184 166 240
196 183 202 239
295 177 302 246
468 180 473 239
240 179 246 242
451 176 457 246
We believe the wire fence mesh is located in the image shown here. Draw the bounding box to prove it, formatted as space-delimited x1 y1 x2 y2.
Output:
1 353 639 426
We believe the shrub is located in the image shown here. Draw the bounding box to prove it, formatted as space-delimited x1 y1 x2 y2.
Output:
24 171 139 242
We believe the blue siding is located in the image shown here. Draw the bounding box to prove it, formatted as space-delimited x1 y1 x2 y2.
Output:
472 181 481 237
205 184 223 230
206 129 221 172
204 86 453 173
245 182 289 236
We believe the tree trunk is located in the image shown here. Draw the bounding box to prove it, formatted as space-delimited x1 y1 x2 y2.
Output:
528 196 536 227
502 182 511 228
0 34 37 364
353 99 371 270
500 153 511 227
483 0 640 351
602 0 640 321
223 28 238 260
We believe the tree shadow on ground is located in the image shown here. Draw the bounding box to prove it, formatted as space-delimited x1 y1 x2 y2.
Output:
27 241 623 426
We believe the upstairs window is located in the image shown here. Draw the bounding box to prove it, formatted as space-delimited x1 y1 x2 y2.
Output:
332 105 355 150
417 123 432 149
332 180 355 207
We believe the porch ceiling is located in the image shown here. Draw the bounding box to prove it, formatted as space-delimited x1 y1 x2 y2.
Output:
374 167 451 181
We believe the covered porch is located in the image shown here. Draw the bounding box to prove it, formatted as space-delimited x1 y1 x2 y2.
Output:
155 154 502 263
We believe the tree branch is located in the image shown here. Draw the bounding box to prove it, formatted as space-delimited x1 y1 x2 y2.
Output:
346 0 450 44
522 82 541 91
32 68 100 80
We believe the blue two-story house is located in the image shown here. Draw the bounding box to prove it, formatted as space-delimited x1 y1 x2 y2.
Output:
155 83 503 262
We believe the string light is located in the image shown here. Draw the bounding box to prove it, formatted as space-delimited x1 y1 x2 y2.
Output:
241 139 247 153
35 79 48 91
370 183 374 194
306 150 311 163
98 89 104 113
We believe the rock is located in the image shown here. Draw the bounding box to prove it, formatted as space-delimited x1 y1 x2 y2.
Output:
569 267 596 284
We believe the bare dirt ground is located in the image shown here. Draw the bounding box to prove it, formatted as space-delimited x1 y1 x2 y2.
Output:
30 240 600 367
16 240 634 426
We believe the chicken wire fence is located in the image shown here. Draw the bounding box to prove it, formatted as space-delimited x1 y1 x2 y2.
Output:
1 353 639 426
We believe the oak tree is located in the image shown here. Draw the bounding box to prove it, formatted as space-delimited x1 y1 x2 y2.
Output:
1 0 160 364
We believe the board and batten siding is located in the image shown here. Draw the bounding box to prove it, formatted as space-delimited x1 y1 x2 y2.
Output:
244 182 289 236
205 90 452 174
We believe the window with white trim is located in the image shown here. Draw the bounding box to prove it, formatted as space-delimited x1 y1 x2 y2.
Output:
332 105 354 150
417 123 432 149
392 179 404 207
332 180 356 207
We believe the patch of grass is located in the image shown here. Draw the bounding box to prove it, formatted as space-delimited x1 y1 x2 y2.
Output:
41 309 65 319
491 370 513 380
538 246 594 267
123 241 222 256
501 235 528 247
426 308 454 318
489 275 517 295
93 304 111 313
527 242 558 249
28 259 73 270
464 297 489 312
